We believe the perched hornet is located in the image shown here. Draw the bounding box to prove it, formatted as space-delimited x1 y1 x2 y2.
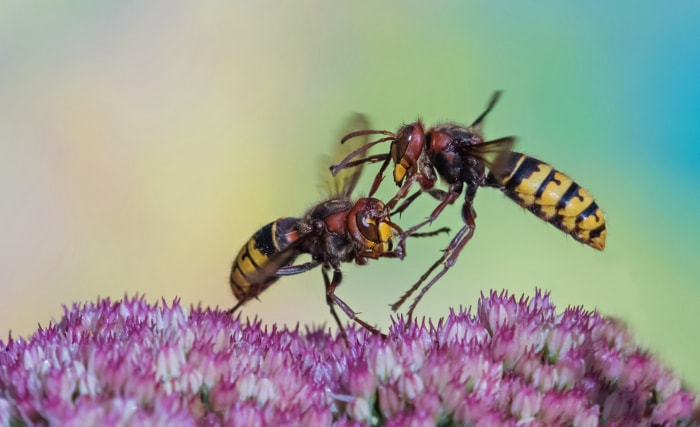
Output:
331 92 606 319
230 115 407 340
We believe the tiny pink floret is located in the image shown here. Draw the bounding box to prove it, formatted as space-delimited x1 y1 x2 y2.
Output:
0 291 697 425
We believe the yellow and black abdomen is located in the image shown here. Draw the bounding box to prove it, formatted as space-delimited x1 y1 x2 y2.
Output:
487 152 606 250
230 217 299 301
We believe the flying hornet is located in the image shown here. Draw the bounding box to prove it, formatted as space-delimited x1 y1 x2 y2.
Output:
331 92 606 319
229 114 446 341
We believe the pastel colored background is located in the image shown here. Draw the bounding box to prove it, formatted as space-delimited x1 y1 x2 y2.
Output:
1 1 698 389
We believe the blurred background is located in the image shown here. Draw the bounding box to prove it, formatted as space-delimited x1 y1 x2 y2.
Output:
1 2 698 388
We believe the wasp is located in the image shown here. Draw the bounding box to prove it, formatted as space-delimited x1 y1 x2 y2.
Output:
229 115 444 340
331 92 606 319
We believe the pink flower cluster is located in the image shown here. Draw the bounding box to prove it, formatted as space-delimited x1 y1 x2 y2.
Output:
0 291 697 426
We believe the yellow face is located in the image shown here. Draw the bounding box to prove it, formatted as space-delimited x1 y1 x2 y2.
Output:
393 163 408 185
354 200 395 253
374 220 394 252
390 138 412 185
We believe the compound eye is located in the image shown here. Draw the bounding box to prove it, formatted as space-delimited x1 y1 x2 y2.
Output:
356 213 380 243
391 126 411 163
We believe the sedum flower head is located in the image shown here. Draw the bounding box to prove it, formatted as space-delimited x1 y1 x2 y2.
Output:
0 290 698 426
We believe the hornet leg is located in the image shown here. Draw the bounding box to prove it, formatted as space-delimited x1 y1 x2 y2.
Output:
333 154 392 198
392 200 477 320
397 183 462 244
322 266 350 345
324 267 384 339
390 189 423 217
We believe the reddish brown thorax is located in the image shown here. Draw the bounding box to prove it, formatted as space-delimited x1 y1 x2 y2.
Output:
321 209 348 236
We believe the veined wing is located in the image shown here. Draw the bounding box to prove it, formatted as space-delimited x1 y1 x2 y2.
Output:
319 113 371 198
465 136 516 176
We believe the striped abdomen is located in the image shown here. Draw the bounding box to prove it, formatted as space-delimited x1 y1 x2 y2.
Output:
230 217 299 301
487 152 606 250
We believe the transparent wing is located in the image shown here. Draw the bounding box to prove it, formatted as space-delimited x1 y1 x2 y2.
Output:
465 136 516 175
243 232 315 287
319 113 371 198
